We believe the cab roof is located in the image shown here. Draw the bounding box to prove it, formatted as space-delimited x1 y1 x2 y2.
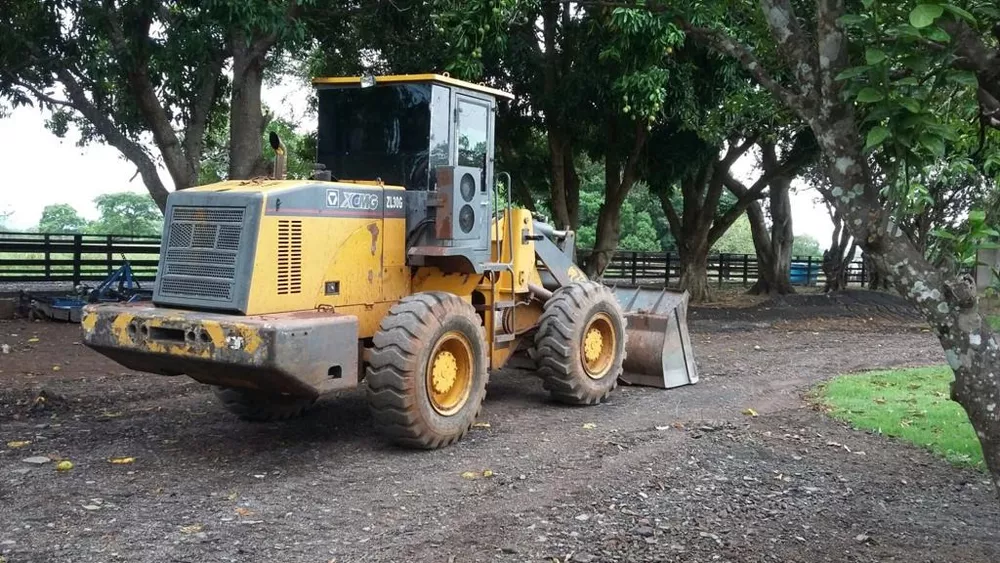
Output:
311 73 514 100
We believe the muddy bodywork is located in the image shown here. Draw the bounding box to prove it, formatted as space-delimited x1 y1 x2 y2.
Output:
80 303 359 397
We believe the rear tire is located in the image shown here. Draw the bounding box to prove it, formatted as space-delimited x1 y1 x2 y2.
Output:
213 387 316 422
366 292 488 449
534 281 626 405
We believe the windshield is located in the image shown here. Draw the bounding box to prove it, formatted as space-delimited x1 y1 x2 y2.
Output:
316 84 432 190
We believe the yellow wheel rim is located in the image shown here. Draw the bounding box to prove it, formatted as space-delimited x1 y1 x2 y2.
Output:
581 312 616 379
426 330 475 416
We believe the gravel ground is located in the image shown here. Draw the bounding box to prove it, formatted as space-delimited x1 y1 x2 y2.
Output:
0 294 997 562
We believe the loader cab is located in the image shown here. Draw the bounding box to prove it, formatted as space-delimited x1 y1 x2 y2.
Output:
312 74 512 193
311 74 515 273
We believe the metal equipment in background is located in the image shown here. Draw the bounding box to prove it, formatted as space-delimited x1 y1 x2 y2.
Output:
24 259 151 323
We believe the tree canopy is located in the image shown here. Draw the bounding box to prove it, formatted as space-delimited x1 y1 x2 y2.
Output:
38 204 88 234
1 0 311 209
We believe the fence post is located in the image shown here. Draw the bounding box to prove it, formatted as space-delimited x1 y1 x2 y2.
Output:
718 254 725 288
665 253 671 287
742 254 749 286
106 235 114 276
860 257 867 287
72 234 83 286
630 251 637 285
806 255 813 286
44 234 51 278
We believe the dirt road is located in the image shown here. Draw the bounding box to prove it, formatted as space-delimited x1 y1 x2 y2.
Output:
1 300 997 562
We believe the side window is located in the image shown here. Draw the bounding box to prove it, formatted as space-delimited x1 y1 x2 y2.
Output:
456 98 489 171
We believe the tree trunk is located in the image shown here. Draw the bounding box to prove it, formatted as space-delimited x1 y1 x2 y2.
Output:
565 149 580 231
748 142 797 295
228 35 269 180
865 254 891 290
689 0 1000 498
589 202 621 278
746 198 796 295
547 133 572 229
678 247 712 302
585 121 647 277
822 208 856 293
768 175 796 293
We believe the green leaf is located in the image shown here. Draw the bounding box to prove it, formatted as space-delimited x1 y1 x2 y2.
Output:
836 65 871 80
945 70 979 86
931 229 958 240
943 4 976 23
865 48 887 65
861 0 875 7
918 133 946 157
865 126 892 150
838 14 868 26
910 4 944 28
856 87 885 103
925 26 951 42
894 77 920 86
968 210 986 224
899 98 921 113
888 24 923 38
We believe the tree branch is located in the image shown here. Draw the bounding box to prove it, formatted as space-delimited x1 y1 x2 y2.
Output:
759 0 816 92
657 189 683 246
102 0 195 188
815 0 850 119
181 50 227 174
683 24 807 117
56 69 170 210
10 80 76 110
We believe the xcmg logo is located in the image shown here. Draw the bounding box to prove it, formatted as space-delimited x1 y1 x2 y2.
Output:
326 189 380 211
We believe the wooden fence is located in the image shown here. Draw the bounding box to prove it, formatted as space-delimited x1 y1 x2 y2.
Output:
0 232 161 284
0 231 869 288
578 250 868 288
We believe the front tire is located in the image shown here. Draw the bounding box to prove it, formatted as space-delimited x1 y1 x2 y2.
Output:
534 281 627 405
366 292 488 449
213 387 316 422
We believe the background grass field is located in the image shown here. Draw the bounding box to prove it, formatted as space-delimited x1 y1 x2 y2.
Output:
816 366 985 471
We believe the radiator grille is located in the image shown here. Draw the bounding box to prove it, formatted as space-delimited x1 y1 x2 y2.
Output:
158 205 246 303
165 263 236 279
172 207 246 224
160 278 232 300
277 220 302 295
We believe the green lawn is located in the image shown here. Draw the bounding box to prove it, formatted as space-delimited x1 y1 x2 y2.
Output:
815 366 985 470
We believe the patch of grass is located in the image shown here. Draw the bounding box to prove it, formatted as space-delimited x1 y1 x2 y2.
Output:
988 315 1000 331
815 366 984 470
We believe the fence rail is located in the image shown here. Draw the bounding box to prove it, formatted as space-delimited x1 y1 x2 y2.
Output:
574 250 868 288
0 231 868 288
0 232 161 284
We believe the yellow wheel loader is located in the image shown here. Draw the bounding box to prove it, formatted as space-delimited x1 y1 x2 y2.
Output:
81 74 697 449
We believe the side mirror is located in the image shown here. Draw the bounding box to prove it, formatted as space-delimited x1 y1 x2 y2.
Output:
270 131 287 180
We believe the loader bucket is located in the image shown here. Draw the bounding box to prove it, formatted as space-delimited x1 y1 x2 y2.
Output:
607 285 698 389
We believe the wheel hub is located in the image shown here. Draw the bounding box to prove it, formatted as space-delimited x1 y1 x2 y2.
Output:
581 312 616 379
584 328 604 363
426 331 475 416
431 351 459 394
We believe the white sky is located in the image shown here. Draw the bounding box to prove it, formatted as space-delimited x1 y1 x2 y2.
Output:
0 80 834 247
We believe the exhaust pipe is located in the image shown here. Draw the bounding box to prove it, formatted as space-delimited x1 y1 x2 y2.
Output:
269 131 287 180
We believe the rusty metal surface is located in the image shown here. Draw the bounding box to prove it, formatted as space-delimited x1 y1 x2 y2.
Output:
606 285 698 389
80 303 359 397
434 168 455 239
